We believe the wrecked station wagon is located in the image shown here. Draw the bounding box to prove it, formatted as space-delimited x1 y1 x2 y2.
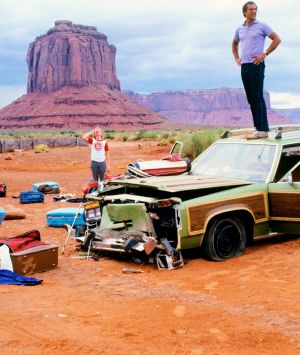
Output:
85 126 300 267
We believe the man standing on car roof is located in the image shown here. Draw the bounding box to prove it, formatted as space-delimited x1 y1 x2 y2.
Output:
232 1 281 139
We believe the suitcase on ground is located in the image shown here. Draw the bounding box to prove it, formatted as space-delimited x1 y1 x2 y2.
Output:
11 244 58 275
0 183 6 197
20 190 44 204
46 207 85 227
0 208 6 225
32 181 59 191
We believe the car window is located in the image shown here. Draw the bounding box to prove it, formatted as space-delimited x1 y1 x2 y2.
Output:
274 145 300 182
190 142 276 182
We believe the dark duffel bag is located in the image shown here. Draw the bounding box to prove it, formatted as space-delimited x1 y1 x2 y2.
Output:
20 190 44 204
37 184 60 194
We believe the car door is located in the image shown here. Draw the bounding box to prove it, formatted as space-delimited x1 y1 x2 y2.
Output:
268 160 300 234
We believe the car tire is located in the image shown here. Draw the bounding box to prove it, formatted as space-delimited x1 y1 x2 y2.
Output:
203 215 246 261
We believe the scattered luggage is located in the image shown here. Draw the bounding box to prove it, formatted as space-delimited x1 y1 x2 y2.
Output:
127 157 191 177
0 183 6 197
0 229 58 275
11 244 58 275
82 181 98 195
127 140 190 177
4 207 26 220
46 207 85 227
0 229 42 252
20 190 44 204
32 181 59 192
37 184 60 194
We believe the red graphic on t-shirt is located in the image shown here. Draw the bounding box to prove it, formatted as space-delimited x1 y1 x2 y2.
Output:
94 142 103 151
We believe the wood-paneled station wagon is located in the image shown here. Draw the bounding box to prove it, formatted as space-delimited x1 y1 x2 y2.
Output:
85 126 300 268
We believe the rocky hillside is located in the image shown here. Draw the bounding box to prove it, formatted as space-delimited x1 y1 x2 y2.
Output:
125 88 291 127
0 85 165 130
0 21 166 130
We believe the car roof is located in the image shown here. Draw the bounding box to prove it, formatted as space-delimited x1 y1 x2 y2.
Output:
218 125 300 146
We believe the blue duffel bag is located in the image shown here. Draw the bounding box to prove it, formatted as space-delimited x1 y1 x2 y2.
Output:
20 190 44 204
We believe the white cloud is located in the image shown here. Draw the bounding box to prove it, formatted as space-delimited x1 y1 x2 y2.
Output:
270 92 300 109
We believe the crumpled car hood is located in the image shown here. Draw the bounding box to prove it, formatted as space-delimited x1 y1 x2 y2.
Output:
108 174 251 193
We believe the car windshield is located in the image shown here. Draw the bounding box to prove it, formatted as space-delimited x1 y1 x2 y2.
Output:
190 142 276 182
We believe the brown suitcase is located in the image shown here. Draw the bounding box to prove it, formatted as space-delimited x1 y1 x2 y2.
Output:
11 244 58 275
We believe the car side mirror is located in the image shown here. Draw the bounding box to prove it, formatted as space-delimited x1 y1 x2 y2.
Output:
287 172 293 185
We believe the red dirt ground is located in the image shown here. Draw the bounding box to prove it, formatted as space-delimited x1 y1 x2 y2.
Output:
0 141 299 354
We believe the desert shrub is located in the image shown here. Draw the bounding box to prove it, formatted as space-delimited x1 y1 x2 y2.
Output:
33 144 49 153
114 132 130 141
157 139 169 147
104 132 115 140
167 135 178 144
161 132 170 139
134 130 159 140
181 129 222 160
57 130 77 137
126 133 141 141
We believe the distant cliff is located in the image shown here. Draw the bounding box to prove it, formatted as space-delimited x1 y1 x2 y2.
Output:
274 108 300 122
125 88 291 127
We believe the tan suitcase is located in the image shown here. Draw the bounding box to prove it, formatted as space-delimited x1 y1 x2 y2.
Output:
11 244 58 275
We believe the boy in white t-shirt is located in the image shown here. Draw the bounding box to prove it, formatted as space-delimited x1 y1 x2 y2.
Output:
82 127 111 182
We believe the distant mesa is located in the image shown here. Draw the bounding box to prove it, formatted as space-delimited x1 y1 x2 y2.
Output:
0 20 166 130
125 88 291 127
26 20 120 93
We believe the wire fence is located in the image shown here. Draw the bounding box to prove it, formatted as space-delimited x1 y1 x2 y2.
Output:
0 137 87 153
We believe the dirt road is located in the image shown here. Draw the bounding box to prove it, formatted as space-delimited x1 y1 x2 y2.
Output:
0 141 299 354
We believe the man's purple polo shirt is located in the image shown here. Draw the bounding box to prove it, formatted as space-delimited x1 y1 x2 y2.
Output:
234 20 273 64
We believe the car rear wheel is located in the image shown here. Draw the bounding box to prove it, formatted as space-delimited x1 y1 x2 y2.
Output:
203 216 246 261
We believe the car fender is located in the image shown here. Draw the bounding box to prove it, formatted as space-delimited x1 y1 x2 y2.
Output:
202 206 255 236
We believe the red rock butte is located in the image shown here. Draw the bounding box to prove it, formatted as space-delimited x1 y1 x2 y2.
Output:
0 20 166 130
27 20 120 93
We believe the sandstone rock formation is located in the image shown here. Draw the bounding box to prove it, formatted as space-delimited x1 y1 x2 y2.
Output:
27 20 120 92
0 85 165 130
0 21 166 130
125 88 291 127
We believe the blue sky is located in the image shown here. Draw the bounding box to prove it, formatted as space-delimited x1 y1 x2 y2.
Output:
0 0 299 109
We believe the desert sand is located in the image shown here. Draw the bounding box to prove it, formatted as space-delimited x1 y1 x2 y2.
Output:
0 141 299 354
